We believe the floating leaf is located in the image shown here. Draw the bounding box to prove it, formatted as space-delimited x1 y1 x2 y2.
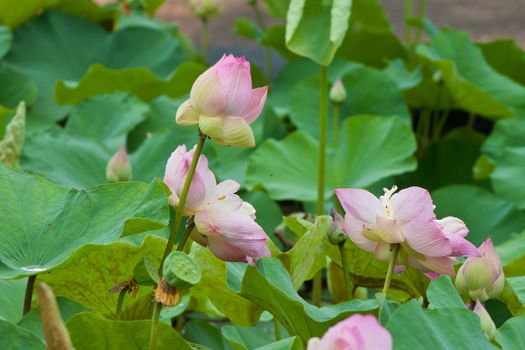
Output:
495 316 525 350
285 0 352 66
0 163 169 279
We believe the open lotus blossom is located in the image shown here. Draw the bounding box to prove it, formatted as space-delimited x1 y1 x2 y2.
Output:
176 54 268 148
307 314 392 350
164 144 270 263
473 301 497 340
334 186 479 276
455 237 504 301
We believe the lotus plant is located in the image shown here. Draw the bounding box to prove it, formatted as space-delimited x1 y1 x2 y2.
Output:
473 300 497 340
307 314 392 350
455 237 504 301
164 145 270 263
176 54 268 148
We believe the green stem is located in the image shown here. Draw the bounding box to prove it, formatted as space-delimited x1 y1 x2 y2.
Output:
382 244 401 297
312 65 329 307
148 302 162 350
201 19 209 61
252 3 272 83
159 132 207 269
332 103 340 148
338 242 351 301
415 0 427 44
404 0 414 44
115 286 129 319
274 317 281 341
23 275 36 315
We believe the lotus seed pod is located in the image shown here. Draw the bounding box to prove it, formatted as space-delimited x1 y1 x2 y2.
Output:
162 251 201 289
0 101 25 167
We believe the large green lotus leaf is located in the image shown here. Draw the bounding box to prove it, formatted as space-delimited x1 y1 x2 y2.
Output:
222 324 277 350
387 300 496 350
492 147 525 209
0 25 12 58
0 0 57 28
432 185 525 246
416 30 525 119
0 65 37 110
502 277 525 316
246 116 416 202
38 236 166 317
497 231 525 277
483 117 525 161
54 0 116 22
190 246 262 326
22 130 111 187
4 11 187 126
496 316 525 350
0 163 169 279
285 0 351 66
0 279 26 322
231 258 377 343
337 0 406 68
479 39 525 85
288 67 410 140
397 128 484 191
426 275 464 309
18 297 86 341
65 92 148 152
67 312 191 350
263 0 290 19
383 59 423 90
55 61 205 105
0 320 45 349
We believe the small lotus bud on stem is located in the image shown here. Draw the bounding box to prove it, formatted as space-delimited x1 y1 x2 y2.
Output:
189 0 221 21
38 283 74 350
327 209 346 245
106 146 132 182
329 79 346 105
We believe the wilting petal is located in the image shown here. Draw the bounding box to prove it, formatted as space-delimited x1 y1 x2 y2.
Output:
335 188 384 225
403 219 452 257
175 100 200 125
199 115 255 148
238 86 268 124
215 55 253 115
390 187 436 224
190 70 227 116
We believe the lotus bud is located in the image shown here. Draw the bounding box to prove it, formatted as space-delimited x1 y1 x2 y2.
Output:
329 79 346 105
0 101 25 167
106 146 132 182
455 237 504 301
162 251 201 289
38 283 74 350
189 0 221 21
327 209 346 245
474 301 497 340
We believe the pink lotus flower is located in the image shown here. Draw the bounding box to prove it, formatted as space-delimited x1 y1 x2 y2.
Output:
106 146 132 182
307 314 392 350
334 186 479 276
455 237 504 301
164 145 270 263
176 54 268 148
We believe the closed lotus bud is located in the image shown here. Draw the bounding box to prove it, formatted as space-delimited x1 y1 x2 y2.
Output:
189 0 221 21
327 208 346 245
474 301 497 340
0 101 25 167
176 54 268 148
106 146 132 182
163 251 201 289
455 237 504 301
38 283 74 350
329 79 346 104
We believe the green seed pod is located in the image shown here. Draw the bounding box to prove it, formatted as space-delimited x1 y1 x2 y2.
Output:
163 251 201 289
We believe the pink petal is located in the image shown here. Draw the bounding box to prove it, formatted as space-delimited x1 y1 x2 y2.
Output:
351 314 393 350
437 216 469 238
414 255 455 275
342 215 377 253
334 188 384 225
403 219 452 257
215 179 240 197
239 86 268 124
363 215 404 244
390 187 436 225
215 56 253 115
190 70 227 116
479 237 503 274
175 99 199 125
